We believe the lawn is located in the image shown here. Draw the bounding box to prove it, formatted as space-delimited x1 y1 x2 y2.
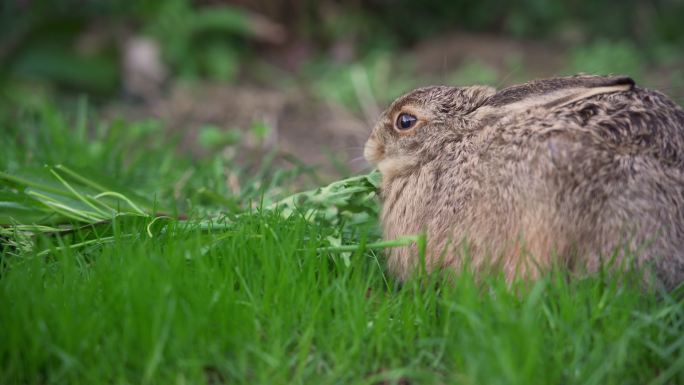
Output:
1 104 683 385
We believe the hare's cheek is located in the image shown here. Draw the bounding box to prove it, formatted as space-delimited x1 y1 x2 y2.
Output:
377 155 419 181
364 138 385 163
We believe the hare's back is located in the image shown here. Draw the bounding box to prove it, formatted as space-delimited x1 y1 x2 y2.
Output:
552 87 684 168
507 88 684 288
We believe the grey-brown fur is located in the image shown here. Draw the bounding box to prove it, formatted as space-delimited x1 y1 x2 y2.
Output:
364 75 684 289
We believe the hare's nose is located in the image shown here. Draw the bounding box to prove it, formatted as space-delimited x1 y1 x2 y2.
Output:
364 137 385 163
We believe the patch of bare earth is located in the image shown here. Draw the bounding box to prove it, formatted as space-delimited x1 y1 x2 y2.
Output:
108 83 370 176
107 32 683 179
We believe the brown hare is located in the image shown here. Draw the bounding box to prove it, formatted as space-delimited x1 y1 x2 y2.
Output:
364 75 684 289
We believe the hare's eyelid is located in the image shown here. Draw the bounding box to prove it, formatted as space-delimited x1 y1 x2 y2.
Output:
393 106 431 123
391 110 430 135
394 104 422 116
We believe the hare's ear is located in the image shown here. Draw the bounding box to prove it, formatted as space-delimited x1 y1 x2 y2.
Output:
473 75 634 118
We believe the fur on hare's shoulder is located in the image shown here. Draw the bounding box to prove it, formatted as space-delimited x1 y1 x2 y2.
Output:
364 74 684 289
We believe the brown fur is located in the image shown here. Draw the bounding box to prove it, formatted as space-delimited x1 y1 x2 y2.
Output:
364 75 684 289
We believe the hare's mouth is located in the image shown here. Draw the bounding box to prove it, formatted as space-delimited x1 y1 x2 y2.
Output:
365 136 420 179
363 137 385 164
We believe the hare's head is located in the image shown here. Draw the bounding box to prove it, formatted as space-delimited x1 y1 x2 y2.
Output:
364 85 496 180
364 75 634 181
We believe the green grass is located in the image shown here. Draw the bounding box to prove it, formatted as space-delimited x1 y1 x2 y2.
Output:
1 104 684 385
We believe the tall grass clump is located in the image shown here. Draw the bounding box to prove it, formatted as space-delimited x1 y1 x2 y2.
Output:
1 103 683 384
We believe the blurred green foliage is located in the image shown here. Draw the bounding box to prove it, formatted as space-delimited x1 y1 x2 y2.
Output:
1 0 682 100
364 0 684 47
448 58 501 86
568 40 646 79
144 0 260 81
0 0 257 94
308 53 416 113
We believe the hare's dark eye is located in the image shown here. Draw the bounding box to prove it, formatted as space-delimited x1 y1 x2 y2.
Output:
396 113 417 130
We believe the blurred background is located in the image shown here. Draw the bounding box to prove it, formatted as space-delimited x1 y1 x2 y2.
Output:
2 0 684 177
